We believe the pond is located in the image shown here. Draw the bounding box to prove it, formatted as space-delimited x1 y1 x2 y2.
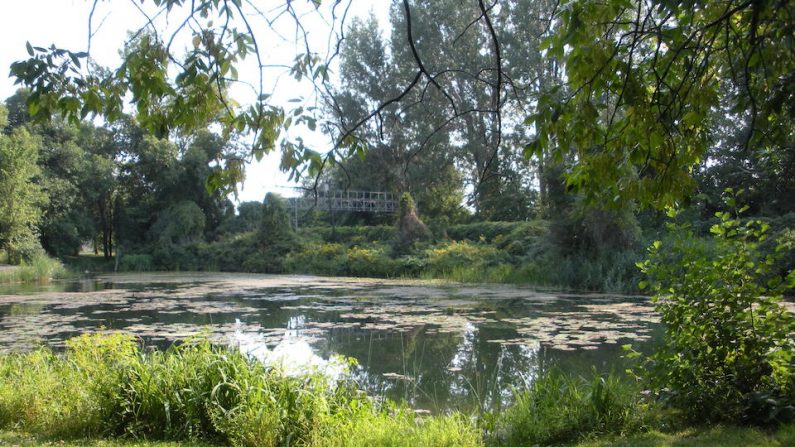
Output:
0 272 661 413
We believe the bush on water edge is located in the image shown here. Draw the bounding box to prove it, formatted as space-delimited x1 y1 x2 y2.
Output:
99 220 648 293
0 254 65 284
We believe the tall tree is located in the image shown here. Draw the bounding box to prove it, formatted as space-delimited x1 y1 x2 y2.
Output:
0 106 46 263
328 13 464 219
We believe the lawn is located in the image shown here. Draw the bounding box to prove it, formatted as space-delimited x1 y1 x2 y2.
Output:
3 425 793 447
574 425 795 447
0 431 212 446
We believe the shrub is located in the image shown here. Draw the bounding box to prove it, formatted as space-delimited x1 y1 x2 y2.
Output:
346 246 397 277
149 201 206 246
305 225 396 245
425 241 509 275
447 221 516 242
202 232 259 272
252 193 299 273
633 194 795 424
285 242 347 276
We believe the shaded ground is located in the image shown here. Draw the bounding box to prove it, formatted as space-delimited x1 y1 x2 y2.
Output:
0 431 211 446
2 425 793 447
574 425 795 447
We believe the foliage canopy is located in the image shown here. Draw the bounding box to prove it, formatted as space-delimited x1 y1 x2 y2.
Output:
11 1 792 207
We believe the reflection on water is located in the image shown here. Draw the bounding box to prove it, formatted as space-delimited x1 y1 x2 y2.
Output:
231 319 347 378
0 272 661 412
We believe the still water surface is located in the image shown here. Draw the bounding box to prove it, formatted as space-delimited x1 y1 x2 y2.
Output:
0 273 660 413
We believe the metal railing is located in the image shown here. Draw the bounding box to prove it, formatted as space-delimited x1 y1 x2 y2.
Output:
286 190 398 229
287 190 398 213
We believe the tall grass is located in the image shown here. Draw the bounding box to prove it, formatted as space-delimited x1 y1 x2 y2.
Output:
488 370 649 446
0 255 66 284
0 333 483 446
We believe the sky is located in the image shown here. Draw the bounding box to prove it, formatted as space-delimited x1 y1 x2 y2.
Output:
0 0 390 204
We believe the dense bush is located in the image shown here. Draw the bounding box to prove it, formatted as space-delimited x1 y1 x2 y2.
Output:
135 196 301 274
302 225 396 245
150 201 206 246
204 232 259 272
633 200 795 424
346 246 398 277
517 249 645 292
285 242 348 276
424 241 510 278
0 333 483 447
447 221 533 243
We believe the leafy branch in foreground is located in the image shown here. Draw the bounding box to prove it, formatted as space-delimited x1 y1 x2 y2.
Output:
9 0 333 192
630 189 795 424
530 0 794 207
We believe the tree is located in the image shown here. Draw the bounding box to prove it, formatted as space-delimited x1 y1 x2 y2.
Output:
0 106 47 263
328 13 465 220
7 1 506 200
218 201 263 235
245 193 298 273
530 0 795 208
329 1 556 219
9 1 793 210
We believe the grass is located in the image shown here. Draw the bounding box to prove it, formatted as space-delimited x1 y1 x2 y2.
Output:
3 425 793 447
0 431 213 446
0 255 66 284
0 333 482 447
488 370 647 446
573 424 795 446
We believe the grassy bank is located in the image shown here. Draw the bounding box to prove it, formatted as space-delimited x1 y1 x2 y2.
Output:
1 333 793 446
0 255 65 284
0 333 482 447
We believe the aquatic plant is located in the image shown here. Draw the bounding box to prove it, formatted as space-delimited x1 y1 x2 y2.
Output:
0 254 65 284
